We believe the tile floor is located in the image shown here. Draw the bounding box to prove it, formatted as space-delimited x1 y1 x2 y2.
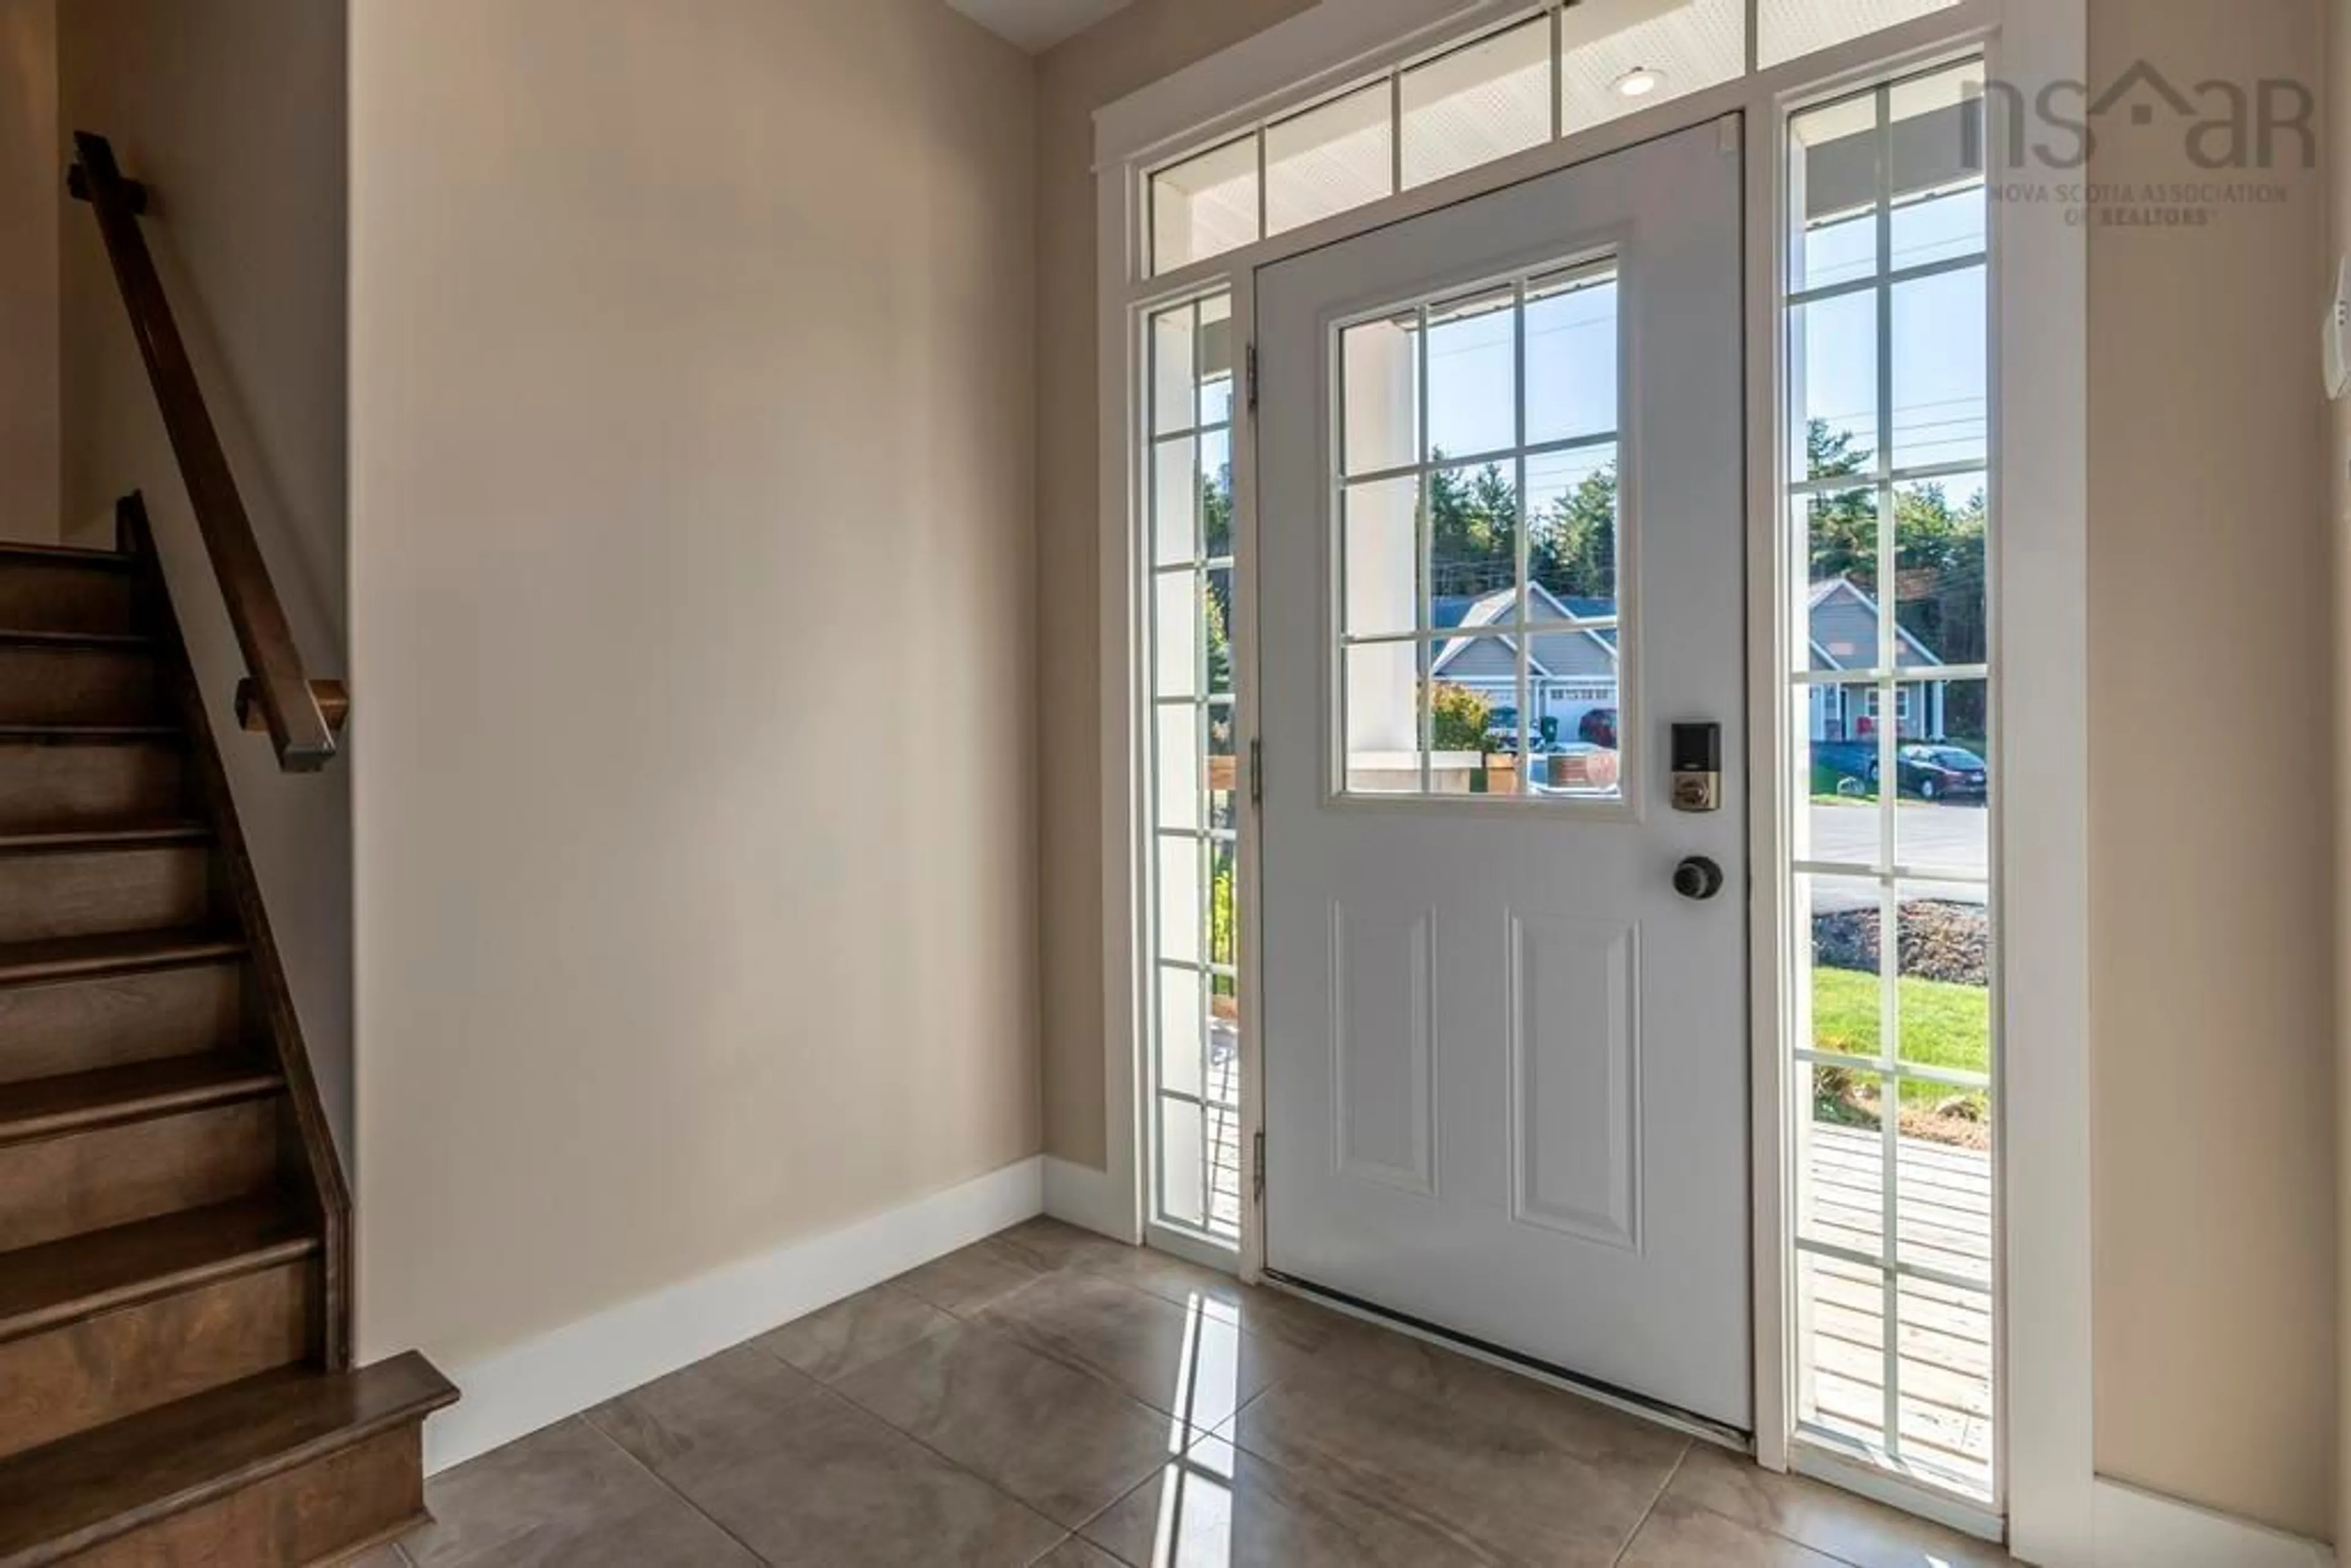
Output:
370 1218 2020 1567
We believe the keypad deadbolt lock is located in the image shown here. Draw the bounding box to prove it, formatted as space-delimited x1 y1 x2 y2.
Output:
1671 721 1722 813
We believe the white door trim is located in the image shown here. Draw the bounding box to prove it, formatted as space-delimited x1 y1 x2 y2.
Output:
1985 0 2094 1558
1089 1 2090 1553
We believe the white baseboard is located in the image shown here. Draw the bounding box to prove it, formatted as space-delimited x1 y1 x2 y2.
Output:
422 1155 1045 1474
1042 1154 1137 1243
2091 1479 2334 1568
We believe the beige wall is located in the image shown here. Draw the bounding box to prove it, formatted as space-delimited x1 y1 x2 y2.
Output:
2333 0 2351 1553
1036 0 1315 1168
55 0 356 1155
2087 0 2335 1539
0 0 58 543
348 0 1038 1369
1039 0 2342 1540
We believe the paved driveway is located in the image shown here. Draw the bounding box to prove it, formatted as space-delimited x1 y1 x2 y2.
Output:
1808 802 1987 909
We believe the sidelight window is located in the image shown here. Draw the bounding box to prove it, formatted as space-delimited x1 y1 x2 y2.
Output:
1145 291 1243 1241
1784 59 1997 1505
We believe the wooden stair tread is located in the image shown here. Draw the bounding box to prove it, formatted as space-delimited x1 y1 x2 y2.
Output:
0 1352 457 1566
0 725 179 745
0 1196 315 1344
0 823 208 855
0 928 246 986
0 1055 284 1147
0 544 138 574
0 631 154 652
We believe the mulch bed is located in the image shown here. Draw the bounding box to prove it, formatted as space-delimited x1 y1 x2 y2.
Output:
1812 899 1988 987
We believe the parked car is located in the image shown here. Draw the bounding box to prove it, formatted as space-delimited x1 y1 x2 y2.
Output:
1578 707 1618 749
1812 739 1988 800
1897 744 1988 800
1483 726 1552 754
1482 709 1558 754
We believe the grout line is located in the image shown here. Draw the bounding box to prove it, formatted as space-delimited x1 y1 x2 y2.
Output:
573 1416 776 1566
1610 1439 1692 1566
800 1321 1111 1546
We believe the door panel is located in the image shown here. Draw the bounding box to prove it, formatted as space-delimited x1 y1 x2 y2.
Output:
1509 911 1641 1251
1331 900 1436 1195
1257 120 1750 1427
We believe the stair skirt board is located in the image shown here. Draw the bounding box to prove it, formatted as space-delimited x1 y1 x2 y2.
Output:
421 1155 1046 1474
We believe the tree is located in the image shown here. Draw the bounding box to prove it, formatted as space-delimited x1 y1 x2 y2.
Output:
1428 680 1490 751
1531 463 1618 601
1202 460 1232 559
1428 458 1517 599
1803 421 1877 591
1204 571 1232 695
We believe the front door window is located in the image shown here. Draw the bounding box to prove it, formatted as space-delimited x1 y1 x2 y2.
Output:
1335 263 1625 801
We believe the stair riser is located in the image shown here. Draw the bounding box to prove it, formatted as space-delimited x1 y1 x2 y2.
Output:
66 1425 424 1568
0 1098 281 1252
0 566 137 637
0 1261 312 1463
0 650 157 727
0 962 241 1086
0 743 182 834
0 848 209 945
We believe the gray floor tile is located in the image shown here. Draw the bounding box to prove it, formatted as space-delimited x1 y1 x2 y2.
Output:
1306 1321 1691 1472
890 1236 1058 1316
992 1220 1360 1360
756 1281 961 1384
977 1267 1311 1432
1033 1536 1130 1568
1618 1486 1847 1566
1080 1433 1489 1567
1217 1362 1682 1566
833 1317 1183 1529
402 1417 760 1567
1662 1444 2016 1567
588 1343 1064 1567
401 1228 2014 1568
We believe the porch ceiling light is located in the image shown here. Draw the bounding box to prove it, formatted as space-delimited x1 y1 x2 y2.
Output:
1613 66 1666 99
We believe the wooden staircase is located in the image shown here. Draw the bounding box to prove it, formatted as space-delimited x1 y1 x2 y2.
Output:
0 527 453 1566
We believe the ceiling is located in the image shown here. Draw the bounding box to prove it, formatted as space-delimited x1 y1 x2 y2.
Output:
945 0 1138 53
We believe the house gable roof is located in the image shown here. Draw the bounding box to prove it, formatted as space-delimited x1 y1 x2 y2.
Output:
1428 575 1947 683
1430 584 1618 681
1806 576 1945 672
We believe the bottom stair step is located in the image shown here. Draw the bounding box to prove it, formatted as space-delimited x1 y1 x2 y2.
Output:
0 1352 459 1568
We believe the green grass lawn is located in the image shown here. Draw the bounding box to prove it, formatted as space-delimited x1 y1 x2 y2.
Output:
1810 965 1990 1111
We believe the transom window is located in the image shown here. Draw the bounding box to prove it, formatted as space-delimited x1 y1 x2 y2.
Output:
1147 0 1963 277
1335 262 1626 802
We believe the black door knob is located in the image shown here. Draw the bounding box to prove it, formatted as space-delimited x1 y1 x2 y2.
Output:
1673 855 1725 901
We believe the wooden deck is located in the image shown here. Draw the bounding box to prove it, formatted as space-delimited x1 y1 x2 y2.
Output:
1207 1020 1241 1234
1801 1123 1995 1498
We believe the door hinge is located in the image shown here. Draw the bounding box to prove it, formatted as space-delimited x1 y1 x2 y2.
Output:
1252 1129 1265 1201
1248 737 1263 807
1245 341 1259 413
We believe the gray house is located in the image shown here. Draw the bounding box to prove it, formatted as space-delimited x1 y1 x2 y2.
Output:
1804 576 1951 741
1430 576 1948 742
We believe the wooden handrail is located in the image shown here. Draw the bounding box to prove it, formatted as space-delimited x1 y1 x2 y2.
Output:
69 131 343 773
